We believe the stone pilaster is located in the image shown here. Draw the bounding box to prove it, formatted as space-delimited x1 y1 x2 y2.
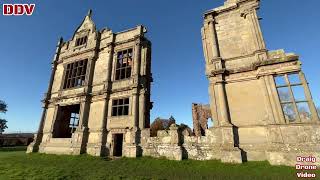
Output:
88 40 116 156
105 36 115 89
132 36 142 129
208 18 220 59
138 89 146 129
84 57 97 92
134 36 142 76
132 89 139 128
71 98 90 154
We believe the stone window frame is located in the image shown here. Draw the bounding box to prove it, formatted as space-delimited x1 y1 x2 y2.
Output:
63 59 88 89
75 36 88 47
73 29 90 49
113 48 133 81
111 98 130 117
274 72 312 123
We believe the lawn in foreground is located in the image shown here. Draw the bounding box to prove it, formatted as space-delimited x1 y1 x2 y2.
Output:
0 149 314 180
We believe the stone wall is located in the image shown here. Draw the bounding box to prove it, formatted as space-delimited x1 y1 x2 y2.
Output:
139 123 320 166
140 124 242 163
141 124 182 160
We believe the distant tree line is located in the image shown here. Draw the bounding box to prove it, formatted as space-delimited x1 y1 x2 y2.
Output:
0 100 8 134
150 116 192 137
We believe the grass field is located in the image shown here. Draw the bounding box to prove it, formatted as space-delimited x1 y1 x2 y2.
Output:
0 147 316 180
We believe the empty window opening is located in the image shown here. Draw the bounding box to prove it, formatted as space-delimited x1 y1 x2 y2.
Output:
115 49 133 80
275 73 311 122
112 98 129 116
63 59 88 89
75 36 87 47
113 134 123 157
208 118 214 128
53 104 80 138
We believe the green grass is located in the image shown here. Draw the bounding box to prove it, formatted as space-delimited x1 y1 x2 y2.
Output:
0 146 27 152
0 150 316 180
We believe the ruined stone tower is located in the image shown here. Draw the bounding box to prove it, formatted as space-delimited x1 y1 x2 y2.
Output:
201 0 320 165
27 10 152 157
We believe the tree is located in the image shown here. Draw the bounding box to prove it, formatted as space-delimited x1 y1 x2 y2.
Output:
150 118 164 137
0 100 8 134
297 106 311 120
178 123 193 136
150 116 176 137
0 100 7 113
278 90 296 120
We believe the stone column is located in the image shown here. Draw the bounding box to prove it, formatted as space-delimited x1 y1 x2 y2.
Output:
102 43 114 123
299 72 320 122
208 18 220 59
134 37 142 76
132 89 139 128
105 37 115 88
215 76 232 126
72 98 90 154
206 15 230 127
132 36 142 129
210 76 242 164
101 42 114 131
84 57 96 91
139 89 146 129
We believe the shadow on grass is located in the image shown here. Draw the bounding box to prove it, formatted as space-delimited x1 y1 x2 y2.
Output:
0 146 27 152
0 151 308 180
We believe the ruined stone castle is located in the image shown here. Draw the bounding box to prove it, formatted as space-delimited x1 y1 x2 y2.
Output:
28 0 320 166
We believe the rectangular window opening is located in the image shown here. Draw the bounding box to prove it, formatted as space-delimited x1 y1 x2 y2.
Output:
111 98 129 116
288 73 301 85
282 103 296 122
115 49 133 80
274 73 312 123
75 36 88 47
53 104 80 138
63 59 87 89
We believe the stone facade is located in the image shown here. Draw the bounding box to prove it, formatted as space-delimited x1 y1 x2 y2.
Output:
198 0 320 166
27 10 152 158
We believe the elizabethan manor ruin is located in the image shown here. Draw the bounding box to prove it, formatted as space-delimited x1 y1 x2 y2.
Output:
27 10 152 157
28 0 320 166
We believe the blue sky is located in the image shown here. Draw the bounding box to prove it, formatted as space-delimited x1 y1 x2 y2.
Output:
0 0 319 133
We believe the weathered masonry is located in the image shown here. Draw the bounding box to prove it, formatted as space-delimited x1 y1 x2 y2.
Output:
27 10 152 157
28 1 320 167
192 103 211 136
196 0 320 165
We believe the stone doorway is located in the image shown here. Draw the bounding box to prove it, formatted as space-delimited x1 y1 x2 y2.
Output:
113 134 123 157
